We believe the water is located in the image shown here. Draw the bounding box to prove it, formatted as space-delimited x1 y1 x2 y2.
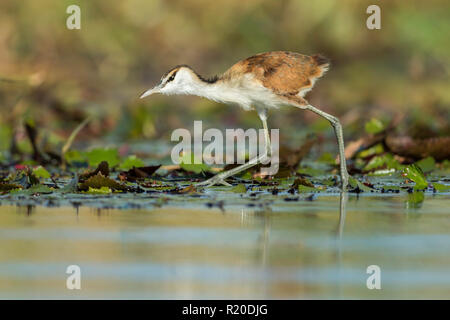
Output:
0 193 449 299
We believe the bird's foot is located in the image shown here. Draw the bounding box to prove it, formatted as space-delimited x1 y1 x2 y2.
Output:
196 174 232 187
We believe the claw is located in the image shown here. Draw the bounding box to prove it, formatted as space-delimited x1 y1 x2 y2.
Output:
196 175 232 187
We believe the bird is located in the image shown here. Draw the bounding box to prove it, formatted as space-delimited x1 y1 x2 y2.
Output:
140 51 349 190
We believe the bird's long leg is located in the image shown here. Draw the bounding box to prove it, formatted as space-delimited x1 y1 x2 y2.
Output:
305 104 349 190
287 98 349 190
196 110 271 187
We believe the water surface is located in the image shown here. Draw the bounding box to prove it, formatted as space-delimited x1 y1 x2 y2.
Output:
0 193 449 299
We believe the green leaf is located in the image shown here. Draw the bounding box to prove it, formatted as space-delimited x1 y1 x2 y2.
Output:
365 118 385 134
363 153 402 172
402 164 428 190
432 183 450 192
348 177 373 192
357 144 384 158
298 185 319 193
382 185 402 192
368 168 397 176
297 167 327 176
180 152 211 174
317 152 336 165
10 184 54 195
0 182 22 192
86 148 120 168
84 186 112 194
231 184 247 193
119 155 145 170
64 150 86 165
78 173 127 191
415 157 435 173
33 166 51 179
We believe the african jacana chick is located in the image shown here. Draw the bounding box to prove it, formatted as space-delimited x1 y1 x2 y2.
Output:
140 51 350 190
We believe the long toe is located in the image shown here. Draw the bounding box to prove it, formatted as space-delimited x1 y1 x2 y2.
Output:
196 175 231 187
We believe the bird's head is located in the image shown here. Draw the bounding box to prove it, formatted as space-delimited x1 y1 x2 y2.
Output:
140 65 200 99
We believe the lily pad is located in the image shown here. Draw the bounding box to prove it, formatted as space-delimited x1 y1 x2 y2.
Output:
10 184 54 195
402 164 428 190
416 157 435 173
120 155 145 170
78 173 127 191
363 153 402 172
348 177 373 192
298 185 319 193
365 118 385 134
33 166 51 179
432 183 450 192
0 183 23 192
84 186 112 194
86 148 120 168
231 184 247 193
297 167 327 177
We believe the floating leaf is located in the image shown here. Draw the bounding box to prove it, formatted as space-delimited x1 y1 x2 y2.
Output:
432 183 450 192
0 183 22 192
348 177 373 192
291 177 315 188
382 185 402 192
78 173 127 191
119 155 145 170
368 168 397 176
80 161 110 181
231 184 247 193
415 156 435 173
64 150 87 165
365 118 385 134
297 167 327 176
317 152 336 165
84 186 112 194
176 185 197 194
298 185 319 193
33 166 51 179
118 165 160 182
357 143 384 158
10 184 54 195
363 153 402 172
180 152 211 174
180 162 211 174
402 164 428 190
86 148 120 168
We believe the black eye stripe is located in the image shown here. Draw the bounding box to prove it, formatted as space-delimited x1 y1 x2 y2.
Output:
167 70 178 83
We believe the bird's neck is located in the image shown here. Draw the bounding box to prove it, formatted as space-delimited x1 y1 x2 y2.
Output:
188 78 239 105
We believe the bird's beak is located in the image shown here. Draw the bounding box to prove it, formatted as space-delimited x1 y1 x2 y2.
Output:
139 85 161 99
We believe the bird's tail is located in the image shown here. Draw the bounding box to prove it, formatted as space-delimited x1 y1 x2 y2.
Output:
312 54 330 75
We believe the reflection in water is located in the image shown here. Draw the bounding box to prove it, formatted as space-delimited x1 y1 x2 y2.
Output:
337 192 347 239
335 192 348 299
0 193 449 299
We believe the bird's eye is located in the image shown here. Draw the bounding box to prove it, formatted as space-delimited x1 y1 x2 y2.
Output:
167 74 175 82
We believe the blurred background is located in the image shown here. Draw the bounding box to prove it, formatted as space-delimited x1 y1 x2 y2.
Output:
0 0 449 156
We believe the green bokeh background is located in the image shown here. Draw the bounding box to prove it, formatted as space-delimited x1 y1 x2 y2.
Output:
0 0 449 150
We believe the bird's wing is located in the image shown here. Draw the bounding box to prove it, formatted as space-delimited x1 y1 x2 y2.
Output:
223 51 329 97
